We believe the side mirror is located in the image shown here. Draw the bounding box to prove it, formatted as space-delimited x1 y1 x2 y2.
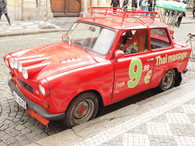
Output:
114 50 124 61
61 32 67 40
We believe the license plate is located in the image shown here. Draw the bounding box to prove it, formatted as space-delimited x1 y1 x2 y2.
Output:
12 90 27 109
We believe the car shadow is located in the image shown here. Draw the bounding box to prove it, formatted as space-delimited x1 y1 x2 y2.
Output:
47 88 160 132
99 88 160 116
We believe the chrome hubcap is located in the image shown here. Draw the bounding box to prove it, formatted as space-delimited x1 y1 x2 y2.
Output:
73 99 94 124
162 70 174 89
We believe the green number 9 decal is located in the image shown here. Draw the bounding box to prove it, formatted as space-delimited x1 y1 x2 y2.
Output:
128 58 142 88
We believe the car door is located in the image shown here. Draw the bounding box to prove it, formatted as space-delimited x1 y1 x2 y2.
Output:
148 28 173 89
112 29 155 103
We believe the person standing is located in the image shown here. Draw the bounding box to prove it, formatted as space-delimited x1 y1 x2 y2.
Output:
131 0 138 10
148 0 153 12
0 0 11 25
140 0 149 11
122 0 129 10
175 11 185 27
110 0 120 9
175 0 186 27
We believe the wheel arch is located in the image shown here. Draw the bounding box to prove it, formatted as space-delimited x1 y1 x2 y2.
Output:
158 66 179 85
157 67 182 90
65 89 105 115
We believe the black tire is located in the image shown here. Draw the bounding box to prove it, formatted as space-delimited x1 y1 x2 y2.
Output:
64 92 99 128
158 69 175 91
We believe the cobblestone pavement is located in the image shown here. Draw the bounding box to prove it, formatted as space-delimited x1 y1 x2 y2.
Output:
0 33 66 146
0 62 68 146
0 23 195 146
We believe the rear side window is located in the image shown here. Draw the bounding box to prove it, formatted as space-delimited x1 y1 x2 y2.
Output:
150 28 171 50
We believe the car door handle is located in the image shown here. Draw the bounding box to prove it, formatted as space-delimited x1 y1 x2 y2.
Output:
145 58 154 61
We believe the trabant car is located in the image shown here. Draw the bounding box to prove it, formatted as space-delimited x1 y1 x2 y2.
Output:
4 7 191 128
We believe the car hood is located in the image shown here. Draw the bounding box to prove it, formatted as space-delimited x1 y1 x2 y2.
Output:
12 41 97 80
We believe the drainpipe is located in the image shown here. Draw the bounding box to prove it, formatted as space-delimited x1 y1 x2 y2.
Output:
45 0 48 21
22 0 24 20
36 0 40 28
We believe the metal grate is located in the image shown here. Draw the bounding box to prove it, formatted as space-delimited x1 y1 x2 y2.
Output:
17 78 34 93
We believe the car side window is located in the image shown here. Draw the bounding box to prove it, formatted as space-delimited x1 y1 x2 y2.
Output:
120 29 149 55
150 28 171 50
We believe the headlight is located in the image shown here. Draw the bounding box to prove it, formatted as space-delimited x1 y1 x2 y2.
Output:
9 58 14 69
39 84 46 96
22 68 28 79
17 62 22 72
13 58 18 69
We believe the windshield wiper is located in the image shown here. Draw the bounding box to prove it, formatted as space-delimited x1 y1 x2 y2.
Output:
68 33 72 45
73 42 88 52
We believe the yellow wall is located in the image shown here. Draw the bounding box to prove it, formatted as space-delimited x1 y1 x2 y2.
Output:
8 0 36 8
7 0 17 7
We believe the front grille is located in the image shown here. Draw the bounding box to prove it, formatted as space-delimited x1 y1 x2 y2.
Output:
17 78 34 93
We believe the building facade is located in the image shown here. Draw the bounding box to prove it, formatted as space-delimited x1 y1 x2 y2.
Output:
6 0 53 21
5 0 195 21
6 0 114 21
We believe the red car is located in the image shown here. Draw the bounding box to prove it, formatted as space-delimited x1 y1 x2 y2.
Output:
4 7 191 128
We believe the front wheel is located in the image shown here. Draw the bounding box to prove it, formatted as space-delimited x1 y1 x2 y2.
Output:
158 69 175 91
64 92 99 128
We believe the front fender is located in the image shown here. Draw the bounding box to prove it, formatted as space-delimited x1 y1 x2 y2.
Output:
46 61 114 114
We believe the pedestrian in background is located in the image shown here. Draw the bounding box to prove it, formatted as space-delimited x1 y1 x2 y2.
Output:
175 11 185 27
175 0 186 27
122 0 129 10
148 0 153 12
139 0 143 8
131 0 138 10
0 0 11 25
140 0 149 12
193 6 195 18
110 0 120 12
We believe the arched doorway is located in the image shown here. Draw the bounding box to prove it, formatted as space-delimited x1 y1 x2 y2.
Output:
50 0 81 16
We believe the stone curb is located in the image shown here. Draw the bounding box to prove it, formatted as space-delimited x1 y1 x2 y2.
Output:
0 28 62 37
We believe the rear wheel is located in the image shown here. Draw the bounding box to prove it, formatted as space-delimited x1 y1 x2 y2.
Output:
158 69 175 91
64 92 99 128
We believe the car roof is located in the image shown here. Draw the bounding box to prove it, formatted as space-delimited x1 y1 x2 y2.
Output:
77 16 168 30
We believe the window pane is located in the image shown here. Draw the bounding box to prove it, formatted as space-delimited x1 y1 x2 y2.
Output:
150 28 171 50
121 29 149 55
64 23 115 55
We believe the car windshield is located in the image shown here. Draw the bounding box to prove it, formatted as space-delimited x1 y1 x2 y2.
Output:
63 22 115 55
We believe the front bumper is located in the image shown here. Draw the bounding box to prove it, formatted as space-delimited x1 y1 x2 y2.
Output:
8 79 65 121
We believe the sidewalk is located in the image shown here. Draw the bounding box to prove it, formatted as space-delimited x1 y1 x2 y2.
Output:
182 9 195 24
0 9 194 37
0 21 60 37
28 75 195 146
